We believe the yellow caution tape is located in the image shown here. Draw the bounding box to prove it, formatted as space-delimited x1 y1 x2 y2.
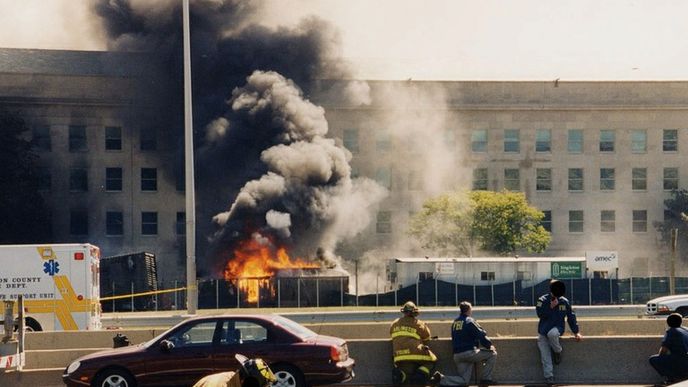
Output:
100 287 187 301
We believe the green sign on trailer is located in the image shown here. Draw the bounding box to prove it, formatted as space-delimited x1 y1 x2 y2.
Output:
551 262 583 279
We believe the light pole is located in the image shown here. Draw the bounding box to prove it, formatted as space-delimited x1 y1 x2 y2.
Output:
183 0 197 314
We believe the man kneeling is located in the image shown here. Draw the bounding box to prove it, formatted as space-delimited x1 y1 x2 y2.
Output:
442 301 497 387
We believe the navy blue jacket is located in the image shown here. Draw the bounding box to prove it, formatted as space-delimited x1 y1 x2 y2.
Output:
536 293 579 335
451 314 492 353
662 326 688 357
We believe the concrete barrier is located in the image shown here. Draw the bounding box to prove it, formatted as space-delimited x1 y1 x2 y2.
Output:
347 336 664 385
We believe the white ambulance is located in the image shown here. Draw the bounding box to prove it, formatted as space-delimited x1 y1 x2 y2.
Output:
0 244 101 331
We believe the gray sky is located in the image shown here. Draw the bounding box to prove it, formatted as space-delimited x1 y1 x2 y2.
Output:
2 0 687 80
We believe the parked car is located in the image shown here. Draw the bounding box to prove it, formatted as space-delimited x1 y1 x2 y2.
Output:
63 314 355 387
646 294 688 317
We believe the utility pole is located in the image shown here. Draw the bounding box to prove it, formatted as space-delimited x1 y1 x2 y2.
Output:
183 0 197 314
670 228 677 295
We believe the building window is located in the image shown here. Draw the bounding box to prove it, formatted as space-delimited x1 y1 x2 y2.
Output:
599 130 615 152
376 130 391 153
419 272 434 281
141 168 158 191
407 171 422 191
480 271 495 281
536 168 552 192
33 125 51 151
37 167 51 191
140 129 157 151
343 129 359 154
569 210 584 233
663 129 678 152
568 168 584 191
600 168 615 191
176 212 186 235
536 129 551 152
105 126 122 151
70 209 88 236
504 129 520 153
633 210 647 232
631 130 647 153
664 167 679 190
105 168 123 192
106 211 123 236
568 129 583 153
473 168 488 190
376 211 391 234
471 129 488 152
542 210 552 232
69 168 88 192
601 210 615 232
632 168 647 191
69 125 87 152
141 211 158 235
375 167 392 189
504 168 520 191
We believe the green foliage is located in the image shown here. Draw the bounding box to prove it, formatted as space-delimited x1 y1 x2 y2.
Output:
408 190 550 256
407 192 474 256
0 109 51 243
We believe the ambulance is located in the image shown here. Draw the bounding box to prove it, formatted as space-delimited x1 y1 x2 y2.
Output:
0 244 101 331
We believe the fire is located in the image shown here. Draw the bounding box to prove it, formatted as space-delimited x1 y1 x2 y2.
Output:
223 234 319 303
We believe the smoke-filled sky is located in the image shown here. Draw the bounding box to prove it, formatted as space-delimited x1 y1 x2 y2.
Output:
3 0 688 80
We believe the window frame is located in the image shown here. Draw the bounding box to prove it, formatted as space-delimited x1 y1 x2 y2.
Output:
600 168 615 191
141 211 158 236
105 126 122 151
106 211 124 236
568 168 584 192
569 210 584 233
632 168 647 191
599 129 615 152
631 130 647 153
600 210 616 232
471 129 488 153
568 129 583 153
663 167 679 191
141 167 158 192
535 129 551 153
473 168 488 190
503 129 520 153
632 210 647 233
504 168 520 191
536 168 552 192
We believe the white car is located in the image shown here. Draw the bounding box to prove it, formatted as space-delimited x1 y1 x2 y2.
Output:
646 294 688 317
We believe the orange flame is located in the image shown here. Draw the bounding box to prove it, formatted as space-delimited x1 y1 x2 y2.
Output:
223 235 319 303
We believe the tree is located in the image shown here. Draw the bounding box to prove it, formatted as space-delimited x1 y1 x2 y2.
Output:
0 109 51 243
407 192 475 256
408 190 550 256
654 189 688 263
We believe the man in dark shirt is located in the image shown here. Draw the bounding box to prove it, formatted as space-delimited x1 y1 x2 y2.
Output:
649 313 688 384
441 301 497 387
536 280 582 385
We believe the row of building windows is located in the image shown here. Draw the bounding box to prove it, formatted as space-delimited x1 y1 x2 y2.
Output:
69 210 186 236
341 128 681 154
474 128 679 153
32 125 157 152
472 167 681 192
375 209 652 234
37 167 160 192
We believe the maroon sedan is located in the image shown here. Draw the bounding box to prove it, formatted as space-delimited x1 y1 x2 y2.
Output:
62 314 355 387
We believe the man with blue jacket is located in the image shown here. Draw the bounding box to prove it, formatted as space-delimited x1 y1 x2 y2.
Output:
648 313 688 384
536 280 582 385
442 301 497 387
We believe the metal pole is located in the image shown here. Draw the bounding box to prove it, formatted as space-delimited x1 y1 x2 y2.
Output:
215 279 219 309
491 281 494 306
236 280 240 308
257 279 260 309
317 278 320 307
671 228 678 295
376 275 379 307
340 277 343 307
609 276 613 303
630 276 634 304
174 280 178 310
434 277 438 307
455 276 458 306
588 277 592 305
297 279 301 308
131 282 134 312
182 0 198 315
355 260 359 307
649 272 653 299
570 279 574 304
112 282 115 313
416 275 419 305
278 278 281 308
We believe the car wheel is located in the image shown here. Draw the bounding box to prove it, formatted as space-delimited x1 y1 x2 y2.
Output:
93 368 137 387
677 307 688 317
270 364 305 387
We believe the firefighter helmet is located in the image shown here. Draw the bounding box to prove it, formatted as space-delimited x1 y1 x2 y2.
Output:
401 301 419 316
236 354 276 387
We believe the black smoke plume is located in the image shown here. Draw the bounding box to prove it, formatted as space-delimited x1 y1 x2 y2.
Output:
93 0 383 276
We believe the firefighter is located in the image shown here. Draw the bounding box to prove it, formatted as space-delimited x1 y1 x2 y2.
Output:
390 301 443 385
193 354 276 387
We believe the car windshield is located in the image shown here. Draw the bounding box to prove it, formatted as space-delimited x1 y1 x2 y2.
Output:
273 315 317 339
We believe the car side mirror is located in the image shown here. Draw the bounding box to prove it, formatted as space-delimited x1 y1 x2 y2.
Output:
160 340 175 351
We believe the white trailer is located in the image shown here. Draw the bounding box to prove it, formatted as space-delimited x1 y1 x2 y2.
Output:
0 244 101 331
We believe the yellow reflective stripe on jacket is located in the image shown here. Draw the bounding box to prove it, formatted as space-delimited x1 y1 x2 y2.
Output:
391 330 421 340
394 353 437 362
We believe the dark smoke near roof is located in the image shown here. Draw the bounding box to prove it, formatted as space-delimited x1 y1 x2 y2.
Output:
92 0 384 277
